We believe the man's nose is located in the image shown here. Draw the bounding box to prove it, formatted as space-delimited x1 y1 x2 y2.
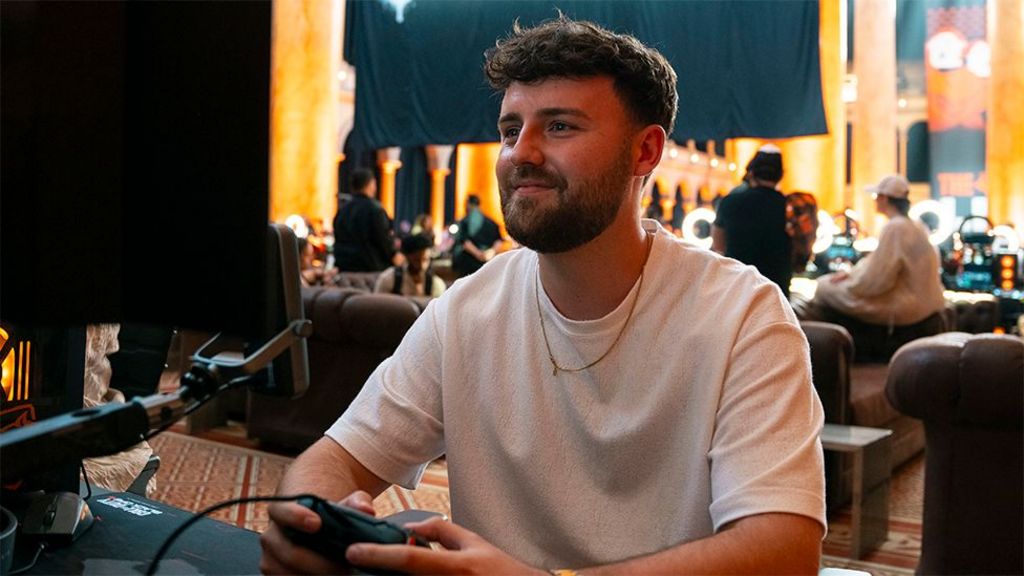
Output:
508 128 544 167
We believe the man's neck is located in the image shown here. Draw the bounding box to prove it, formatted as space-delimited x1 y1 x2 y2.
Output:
537 214 650 321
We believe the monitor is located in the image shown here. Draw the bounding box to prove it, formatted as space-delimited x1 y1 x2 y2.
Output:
1 1 308 487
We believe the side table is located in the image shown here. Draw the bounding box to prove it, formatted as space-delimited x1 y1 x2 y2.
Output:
820 423 893 559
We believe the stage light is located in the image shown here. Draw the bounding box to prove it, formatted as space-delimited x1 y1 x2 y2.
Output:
681 208 715 249
284 214 310 239
812 210 837 254
853 237 879 253
909 200 954 245
991 225 1021 252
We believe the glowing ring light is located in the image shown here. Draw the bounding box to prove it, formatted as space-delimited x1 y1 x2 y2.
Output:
284 214 310 239
992 225 1021 252
853 237 879 253
812 210 837 254
909 200 954 245
681 207 716 249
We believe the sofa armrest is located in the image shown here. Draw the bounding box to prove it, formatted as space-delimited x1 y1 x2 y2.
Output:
800 321 854 424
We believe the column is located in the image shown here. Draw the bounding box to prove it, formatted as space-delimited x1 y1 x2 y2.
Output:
454 143 503 230
986 0 1024 227
376 147 402 219
269 0 343 227
852 0 898 235
425 145 455 240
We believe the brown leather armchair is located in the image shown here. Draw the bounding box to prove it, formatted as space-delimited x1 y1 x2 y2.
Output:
801 321 927 509
330 271 382 292
886 332 1024 575
247 286 421 451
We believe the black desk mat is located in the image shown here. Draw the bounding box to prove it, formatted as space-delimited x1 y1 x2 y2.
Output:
21 492 261 575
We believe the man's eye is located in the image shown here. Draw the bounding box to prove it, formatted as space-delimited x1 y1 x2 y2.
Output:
501 127 520 140
550 121 571 132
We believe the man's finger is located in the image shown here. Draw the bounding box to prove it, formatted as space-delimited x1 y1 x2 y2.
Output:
404 517 473 550
338 490 376 515
267 501 321 534
260 526 351 575
346 542 453 574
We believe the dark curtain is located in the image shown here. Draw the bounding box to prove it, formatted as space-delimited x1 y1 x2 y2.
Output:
395 146 430 234
345 0 826 148
907 121 930 183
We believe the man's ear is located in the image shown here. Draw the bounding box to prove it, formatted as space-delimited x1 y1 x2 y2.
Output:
633 125 667 178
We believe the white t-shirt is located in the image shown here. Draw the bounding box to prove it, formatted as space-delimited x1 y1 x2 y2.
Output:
328 220 826 569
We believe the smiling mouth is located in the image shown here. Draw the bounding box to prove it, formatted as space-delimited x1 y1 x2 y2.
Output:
515 184 556 195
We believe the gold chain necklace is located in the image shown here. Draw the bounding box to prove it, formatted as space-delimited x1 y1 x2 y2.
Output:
535 232 653 376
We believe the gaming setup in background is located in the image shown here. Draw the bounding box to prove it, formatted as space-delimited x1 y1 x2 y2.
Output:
1 2 312 574
808 210 1023 332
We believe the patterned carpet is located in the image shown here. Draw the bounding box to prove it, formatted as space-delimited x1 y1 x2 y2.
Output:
148 430 922 574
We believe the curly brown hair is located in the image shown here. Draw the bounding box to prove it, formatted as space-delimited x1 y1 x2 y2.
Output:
484 15 678 135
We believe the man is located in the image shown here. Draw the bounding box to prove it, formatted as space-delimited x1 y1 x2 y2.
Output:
373 233 446 298
261 16 824 575
712 144 793 297
332 168 396 272
451 194 503 277
813 174 945 327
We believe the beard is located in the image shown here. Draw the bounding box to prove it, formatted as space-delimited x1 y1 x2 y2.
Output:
498 144 633 254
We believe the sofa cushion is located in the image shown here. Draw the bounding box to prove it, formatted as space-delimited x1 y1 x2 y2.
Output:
849 363 899 428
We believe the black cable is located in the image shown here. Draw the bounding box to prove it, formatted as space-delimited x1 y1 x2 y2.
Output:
145 494 315 576
141 387 223 441
9 542 46 575
80 461 92 501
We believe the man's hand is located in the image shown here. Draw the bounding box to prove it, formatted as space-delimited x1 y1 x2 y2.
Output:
345 517 544 576
259 491 376 575
829 271 850 283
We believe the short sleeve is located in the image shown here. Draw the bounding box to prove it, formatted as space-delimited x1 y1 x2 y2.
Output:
325 301 447 488
707 304 826 532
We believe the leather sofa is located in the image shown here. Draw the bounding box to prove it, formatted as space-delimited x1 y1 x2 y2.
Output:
885 332 1023 575
800 321 926 508
247 286 422 451
329 271 382 292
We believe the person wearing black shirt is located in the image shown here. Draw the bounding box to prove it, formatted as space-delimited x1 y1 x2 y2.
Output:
711 145 792 297
332 168 396 272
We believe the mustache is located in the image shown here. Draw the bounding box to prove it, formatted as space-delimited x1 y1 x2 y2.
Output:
506 166 567 190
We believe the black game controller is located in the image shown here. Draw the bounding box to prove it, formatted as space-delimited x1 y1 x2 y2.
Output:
284 496 430 573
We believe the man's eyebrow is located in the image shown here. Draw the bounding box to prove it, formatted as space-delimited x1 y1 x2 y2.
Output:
536 107 590 120
497 107 590 125
497 112 521 125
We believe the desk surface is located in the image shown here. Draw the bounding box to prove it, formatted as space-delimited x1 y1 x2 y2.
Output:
24 492 261 575
820 423 893 451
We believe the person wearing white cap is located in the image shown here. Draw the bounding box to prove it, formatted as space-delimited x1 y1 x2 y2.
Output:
812 174 945 328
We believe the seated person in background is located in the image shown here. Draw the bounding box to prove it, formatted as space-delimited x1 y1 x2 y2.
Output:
451 194 503 277
298 236 338 287
409 213 436 247
813 174 945 328
82 324 157 496
373 233 446 297
261 16 824 575
711 145 792 298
